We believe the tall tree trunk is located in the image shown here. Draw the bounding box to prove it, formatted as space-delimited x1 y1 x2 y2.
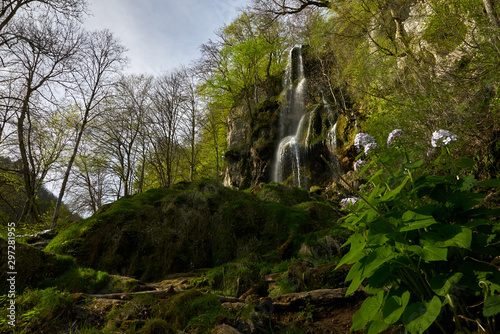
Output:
50 117 88 229
483 0 500 28
18 94 42 224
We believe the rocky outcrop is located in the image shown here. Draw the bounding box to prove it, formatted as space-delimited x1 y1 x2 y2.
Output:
224 99 280 189
46 180 341 283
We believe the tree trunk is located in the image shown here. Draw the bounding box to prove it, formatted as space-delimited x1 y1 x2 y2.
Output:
483 0 500 28
18 94 42 225
51 117 88 229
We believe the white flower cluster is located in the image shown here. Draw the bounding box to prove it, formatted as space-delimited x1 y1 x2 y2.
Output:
431 129 458 147
354 132 377 155
387 129 403 148
354 159 366 171
340 197 359 209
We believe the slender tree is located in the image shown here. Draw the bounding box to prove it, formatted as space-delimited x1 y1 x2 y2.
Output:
149 70 186 187
50 29 125 228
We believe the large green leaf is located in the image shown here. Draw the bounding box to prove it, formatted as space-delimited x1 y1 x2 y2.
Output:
336 233 366 268
430 273 463 297
352 291 385 331
366 320 390 334
383 290 411 324
400 211 438 232
483 295 500 317
402 296 442 334
408 244 448 261
346 245 395 295
477 178 500 187
422 225 472 250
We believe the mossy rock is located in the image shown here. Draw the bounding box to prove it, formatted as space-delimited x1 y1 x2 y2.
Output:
46 180 322 282
0 238 63 293
251 182 312 206
141 318 174 334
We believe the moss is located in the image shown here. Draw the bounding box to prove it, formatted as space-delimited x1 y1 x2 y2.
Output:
39 266 111 294
141 318 174 334
151 290 225 332
253 182 312 206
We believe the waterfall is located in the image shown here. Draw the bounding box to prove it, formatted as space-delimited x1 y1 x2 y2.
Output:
272 46 343 187
273 46 307 187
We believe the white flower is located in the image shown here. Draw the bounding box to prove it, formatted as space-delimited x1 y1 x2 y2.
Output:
387 129 403 148
340 197 359 209
354 132 376 152
364 142 378 155
354 159 366 171
431 129 458 147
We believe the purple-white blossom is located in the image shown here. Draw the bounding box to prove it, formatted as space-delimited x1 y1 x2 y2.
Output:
354 159 366 171
364 142 378 155
387 129 403 148
431 129 458 147
354 132 376 153
340 197 359 209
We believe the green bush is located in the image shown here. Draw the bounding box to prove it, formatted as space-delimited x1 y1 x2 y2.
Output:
0 287 74 333
337 132 500 333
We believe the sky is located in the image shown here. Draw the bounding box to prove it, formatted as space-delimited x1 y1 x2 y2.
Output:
84 0 248 74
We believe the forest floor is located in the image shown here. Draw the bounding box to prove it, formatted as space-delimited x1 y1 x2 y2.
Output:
75 272 401 334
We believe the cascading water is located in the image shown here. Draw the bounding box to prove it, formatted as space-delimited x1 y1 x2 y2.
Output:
272 46 307 187
272 46 343 188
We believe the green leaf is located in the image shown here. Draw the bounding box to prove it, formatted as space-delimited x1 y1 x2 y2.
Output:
352 291 385 331
336 233 366 268
409 244 448 261
402 296 442 334
423 225 472 250
430 273 463 296
345 245 395 295
380 178 409 202
383 290 411 324
455 157 474 170
483 295 500 317
366 320 390 334
477 178 500 187
403 159 424 170
400 211 438 232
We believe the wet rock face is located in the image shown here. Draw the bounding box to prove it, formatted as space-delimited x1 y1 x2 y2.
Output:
224 99 280 189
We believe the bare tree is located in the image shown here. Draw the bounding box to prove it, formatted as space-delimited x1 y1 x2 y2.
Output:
149 70 186 187
0 0 87 48
1 13 82 223
95 75 151 198
179 67 202 182
250 0 330 19
50 29 126 228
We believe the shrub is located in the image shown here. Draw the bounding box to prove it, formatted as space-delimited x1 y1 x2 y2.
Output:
336 131 500 333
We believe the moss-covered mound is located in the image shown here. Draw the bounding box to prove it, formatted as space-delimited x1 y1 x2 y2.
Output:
0 239 63 293
46 179 340 282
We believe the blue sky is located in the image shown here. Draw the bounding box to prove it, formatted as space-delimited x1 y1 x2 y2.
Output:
84 0 247 74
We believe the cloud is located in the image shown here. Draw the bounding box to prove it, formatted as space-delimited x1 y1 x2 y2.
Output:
84 0 246 74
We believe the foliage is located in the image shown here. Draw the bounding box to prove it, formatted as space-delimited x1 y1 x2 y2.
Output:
337 136 500 333
39 265 110 294
0 288 74 333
